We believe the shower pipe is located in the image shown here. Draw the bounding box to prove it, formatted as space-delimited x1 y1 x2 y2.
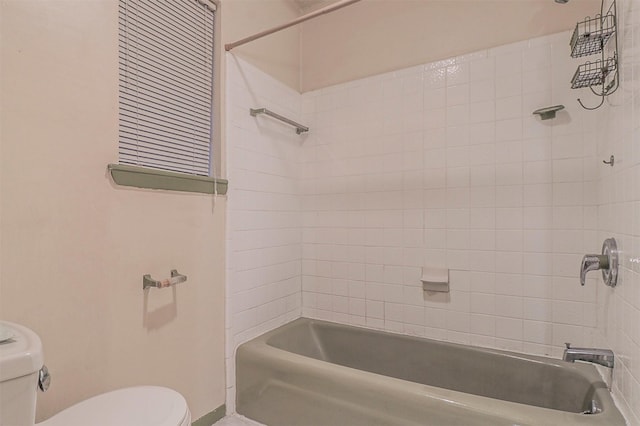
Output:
225 0 361 51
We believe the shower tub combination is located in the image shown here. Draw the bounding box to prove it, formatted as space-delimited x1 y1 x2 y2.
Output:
236 318 625 425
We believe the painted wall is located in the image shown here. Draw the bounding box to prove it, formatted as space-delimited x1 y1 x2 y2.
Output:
0 1 225 422
221 0 302 91
224 55 303 411
594 0 640 422
300 0 600 92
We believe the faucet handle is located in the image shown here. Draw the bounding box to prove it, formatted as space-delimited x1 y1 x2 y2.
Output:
580 238 618 287
565 342 571 349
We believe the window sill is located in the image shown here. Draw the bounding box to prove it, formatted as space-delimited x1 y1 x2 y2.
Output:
108 164 228 195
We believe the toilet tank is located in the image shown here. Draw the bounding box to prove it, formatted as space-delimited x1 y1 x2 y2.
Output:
0 321 44 426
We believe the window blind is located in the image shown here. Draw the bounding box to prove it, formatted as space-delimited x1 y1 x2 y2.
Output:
118 0 215 177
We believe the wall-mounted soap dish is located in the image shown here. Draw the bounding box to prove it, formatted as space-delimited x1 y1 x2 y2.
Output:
532 105 565 120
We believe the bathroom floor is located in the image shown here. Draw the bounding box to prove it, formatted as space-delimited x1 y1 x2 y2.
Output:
216 414 265 426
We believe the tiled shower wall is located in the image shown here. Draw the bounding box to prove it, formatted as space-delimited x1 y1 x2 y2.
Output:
300 32 602 357
225 56 303 410
224 15 640 423
594 0 640 421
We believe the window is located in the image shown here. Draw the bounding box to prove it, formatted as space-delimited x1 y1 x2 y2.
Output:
112 0 226 194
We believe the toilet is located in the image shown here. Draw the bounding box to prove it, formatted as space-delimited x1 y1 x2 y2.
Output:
0 320 191 426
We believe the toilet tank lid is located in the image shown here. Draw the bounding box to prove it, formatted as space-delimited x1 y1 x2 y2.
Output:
0 321 44 382
41 386 190 426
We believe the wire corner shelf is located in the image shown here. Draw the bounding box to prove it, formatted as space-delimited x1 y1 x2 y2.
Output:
569 0 619 111
570 13 616 58
571 57 617 90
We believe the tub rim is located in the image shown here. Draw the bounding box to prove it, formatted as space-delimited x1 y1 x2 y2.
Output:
237 317 625 426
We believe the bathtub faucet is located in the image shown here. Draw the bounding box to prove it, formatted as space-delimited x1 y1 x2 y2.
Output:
579 254 608 286
563 343 614 368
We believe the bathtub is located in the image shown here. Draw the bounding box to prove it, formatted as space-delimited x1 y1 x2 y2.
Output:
236 318 625 426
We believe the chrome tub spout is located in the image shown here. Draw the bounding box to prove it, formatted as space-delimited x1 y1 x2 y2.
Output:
563 343 614 368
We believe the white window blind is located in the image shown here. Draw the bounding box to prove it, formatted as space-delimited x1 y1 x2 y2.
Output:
118 0 215 177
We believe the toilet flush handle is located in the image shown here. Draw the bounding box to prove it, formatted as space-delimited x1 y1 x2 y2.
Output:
38 365 51 392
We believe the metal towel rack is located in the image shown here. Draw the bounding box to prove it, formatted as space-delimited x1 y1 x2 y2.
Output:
250 108 309 134
143 269 187 290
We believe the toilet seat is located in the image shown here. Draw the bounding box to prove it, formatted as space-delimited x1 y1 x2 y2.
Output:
39 386 191 426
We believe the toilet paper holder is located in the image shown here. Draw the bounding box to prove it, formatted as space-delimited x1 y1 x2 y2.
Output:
143 269 187 290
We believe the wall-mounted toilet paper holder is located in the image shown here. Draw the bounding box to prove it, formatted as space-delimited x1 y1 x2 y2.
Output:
143 269 187 290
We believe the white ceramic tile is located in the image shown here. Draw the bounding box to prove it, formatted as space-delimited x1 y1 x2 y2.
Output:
553 158 584 183
469 101 495 123
523 320 553 345
470 57 495 82
495 73 522 99
523 44 551 71
553 183 584 206
424 88 446 110
470 79 495 102
523 184 552 207
447 84 469 106
495 51 523 76
446 105 469 126
495 295 524 318
446 126 469 147
424 68 446 89
447 63 470 86
496 96 522 120
467 143 496 165
523 298 552 322
495 317 523 340
228 26 640 426
495 118 523 142
524 161 552 184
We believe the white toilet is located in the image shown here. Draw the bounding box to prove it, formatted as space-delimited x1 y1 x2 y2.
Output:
0 320 191 426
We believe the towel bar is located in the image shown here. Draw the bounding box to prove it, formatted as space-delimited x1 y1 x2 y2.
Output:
250 108 309 134
143 269 187 290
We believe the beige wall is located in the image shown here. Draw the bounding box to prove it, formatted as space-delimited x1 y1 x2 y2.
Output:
0 1 226 422
300 0 600 92
221 0 302 91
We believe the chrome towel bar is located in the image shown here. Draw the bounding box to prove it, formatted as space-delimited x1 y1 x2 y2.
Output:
250 108 309 134
143 269 187 290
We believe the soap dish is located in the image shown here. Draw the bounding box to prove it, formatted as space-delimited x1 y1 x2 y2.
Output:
532 105 565 120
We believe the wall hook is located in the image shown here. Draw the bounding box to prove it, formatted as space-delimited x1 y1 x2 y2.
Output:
603 155 614 166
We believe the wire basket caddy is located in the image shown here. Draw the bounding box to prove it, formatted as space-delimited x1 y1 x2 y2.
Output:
571 57 617 89
569 0 619 110
570 12 616 58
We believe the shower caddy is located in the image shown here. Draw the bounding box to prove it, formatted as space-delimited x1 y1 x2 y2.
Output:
570 0 619 110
